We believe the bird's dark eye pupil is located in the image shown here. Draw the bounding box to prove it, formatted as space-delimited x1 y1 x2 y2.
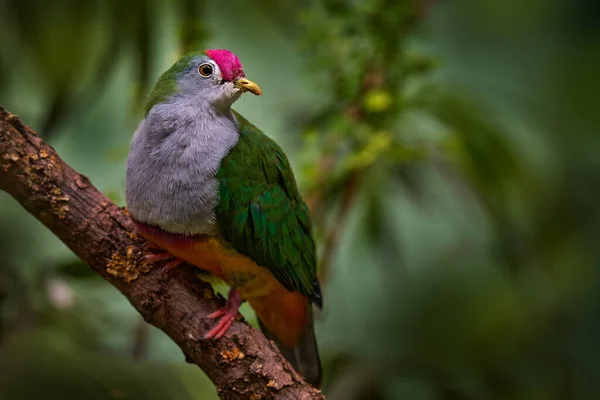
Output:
199 64 213 77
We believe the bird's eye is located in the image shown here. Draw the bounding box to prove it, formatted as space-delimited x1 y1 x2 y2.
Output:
198 63 214 78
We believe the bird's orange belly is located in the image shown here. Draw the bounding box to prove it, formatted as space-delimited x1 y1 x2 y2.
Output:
133 222 309 346
136 225 280 299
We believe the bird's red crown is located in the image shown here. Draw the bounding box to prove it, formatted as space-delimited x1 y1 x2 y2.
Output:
205 49 245 82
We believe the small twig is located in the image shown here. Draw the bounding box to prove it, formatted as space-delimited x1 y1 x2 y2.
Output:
317 173 359 283
131 316 150 361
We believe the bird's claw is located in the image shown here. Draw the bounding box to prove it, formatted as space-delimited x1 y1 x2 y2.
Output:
144 244 184 275
203 289 242 340
203 312 238 340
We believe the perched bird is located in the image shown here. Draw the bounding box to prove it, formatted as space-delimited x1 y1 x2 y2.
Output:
125 49 322 386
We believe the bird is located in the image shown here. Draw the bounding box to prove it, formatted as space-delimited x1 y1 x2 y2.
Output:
125 49 322 386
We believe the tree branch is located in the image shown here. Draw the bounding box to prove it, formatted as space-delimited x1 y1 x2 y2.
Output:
0 106 325 400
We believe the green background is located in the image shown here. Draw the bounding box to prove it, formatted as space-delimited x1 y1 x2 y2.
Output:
1 0 600 398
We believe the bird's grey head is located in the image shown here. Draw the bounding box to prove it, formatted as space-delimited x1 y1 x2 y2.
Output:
128 49 261 235
144 49 262 115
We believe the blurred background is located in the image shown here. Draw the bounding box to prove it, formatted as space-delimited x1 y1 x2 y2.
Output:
1 0 600 398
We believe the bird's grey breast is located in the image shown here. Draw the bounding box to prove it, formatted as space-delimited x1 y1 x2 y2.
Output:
125 102 239 235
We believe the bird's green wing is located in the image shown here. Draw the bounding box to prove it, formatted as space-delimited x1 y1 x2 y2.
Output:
215 111 321 306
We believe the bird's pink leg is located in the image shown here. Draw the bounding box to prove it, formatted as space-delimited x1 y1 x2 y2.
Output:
144 243 185 274
204 288 242 340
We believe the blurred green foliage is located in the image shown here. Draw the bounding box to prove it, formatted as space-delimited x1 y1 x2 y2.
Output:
1 0 600 399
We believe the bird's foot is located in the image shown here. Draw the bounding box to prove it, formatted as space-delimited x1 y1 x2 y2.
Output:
204 288 242 340
144 244 185 275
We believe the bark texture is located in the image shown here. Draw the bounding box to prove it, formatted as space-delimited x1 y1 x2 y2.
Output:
0 106 325 400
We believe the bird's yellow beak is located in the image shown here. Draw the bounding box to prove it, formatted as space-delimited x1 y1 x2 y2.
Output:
234 78 262 96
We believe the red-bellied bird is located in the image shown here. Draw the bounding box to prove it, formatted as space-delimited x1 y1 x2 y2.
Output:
125 49 322 386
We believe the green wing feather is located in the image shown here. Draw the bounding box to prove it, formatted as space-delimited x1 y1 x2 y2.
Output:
216 111 321 306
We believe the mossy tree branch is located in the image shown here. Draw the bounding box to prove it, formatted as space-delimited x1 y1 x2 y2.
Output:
0 106 325 400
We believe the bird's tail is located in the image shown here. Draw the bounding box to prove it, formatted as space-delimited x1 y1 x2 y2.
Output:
258 303 322 388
